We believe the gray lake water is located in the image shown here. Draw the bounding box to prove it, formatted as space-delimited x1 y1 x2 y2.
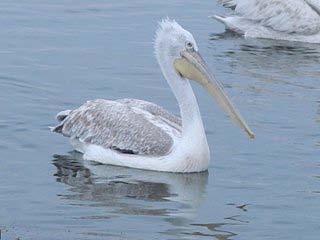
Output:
0 1 319 239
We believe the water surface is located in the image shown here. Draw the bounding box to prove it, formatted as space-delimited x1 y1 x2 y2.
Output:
0 1 319 239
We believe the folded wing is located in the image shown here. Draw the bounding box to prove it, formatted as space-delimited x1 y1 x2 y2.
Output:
52 99 181 156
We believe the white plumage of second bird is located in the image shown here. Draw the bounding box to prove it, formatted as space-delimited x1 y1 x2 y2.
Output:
215 0 320 43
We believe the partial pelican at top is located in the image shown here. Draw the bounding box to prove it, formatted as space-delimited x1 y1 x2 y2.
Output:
214 0 320 43
51 19 254 173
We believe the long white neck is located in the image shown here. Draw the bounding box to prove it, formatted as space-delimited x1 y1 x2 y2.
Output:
158 58 206 139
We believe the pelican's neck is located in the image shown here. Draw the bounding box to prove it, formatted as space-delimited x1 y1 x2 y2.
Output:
159 60 205 137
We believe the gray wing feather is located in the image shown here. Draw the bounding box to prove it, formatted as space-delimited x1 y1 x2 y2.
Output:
116 98 182 127
53 99 176 156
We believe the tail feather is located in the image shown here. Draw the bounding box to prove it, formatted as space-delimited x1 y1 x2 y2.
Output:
50 124 63 133
51 109 71 134
56 110 71 122
212 15 246 35
211 14 228 24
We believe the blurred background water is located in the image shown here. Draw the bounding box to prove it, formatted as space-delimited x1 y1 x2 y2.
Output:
0 1 319 239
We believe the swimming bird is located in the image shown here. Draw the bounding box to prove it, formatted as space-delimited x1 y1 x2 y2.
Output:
214 0 320 43
51 19 254 173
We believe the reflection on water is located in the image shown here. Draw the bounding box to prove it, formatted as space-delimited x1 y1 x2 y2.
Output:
191 223 237 240
52 154 242 239
209 34 320 91
53 152 208 217
209 30 242 40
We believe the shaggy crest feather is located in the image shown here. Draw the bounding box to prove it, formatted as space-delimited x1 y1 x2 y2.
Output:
154 18 198 62
154 18 184 55
156 18 182 35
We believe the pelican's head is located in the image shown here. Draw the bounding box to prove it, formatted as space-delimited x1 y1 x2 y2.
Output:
155 19 198 64
155 19 255 139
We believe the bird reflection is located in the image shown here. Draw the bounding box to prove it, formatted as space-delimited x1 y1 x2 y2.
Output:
209 35 320 90
52 153 243 239
52 152 208 218
209 30 242 40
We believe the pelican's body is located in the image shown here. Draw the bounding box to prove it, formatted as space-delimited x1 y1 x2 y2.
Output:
52 19 254 173
54 98 209 172
215 0 320 43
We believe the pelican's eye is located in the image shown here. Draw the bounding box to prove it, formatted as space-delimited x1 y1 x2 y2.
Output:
185 41 194 51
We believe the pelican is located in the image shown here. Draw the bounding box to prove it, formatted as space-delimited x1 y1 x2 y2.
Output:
51 19 254 173
214 0 320 43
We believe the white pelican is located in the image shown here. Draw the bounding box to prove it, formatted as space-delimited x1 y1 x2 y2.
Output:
51 19 254 173
214 0 320 43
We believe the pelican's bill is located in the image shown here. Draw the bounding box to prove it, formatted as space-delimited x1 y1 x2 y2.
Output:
174 49 255 139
